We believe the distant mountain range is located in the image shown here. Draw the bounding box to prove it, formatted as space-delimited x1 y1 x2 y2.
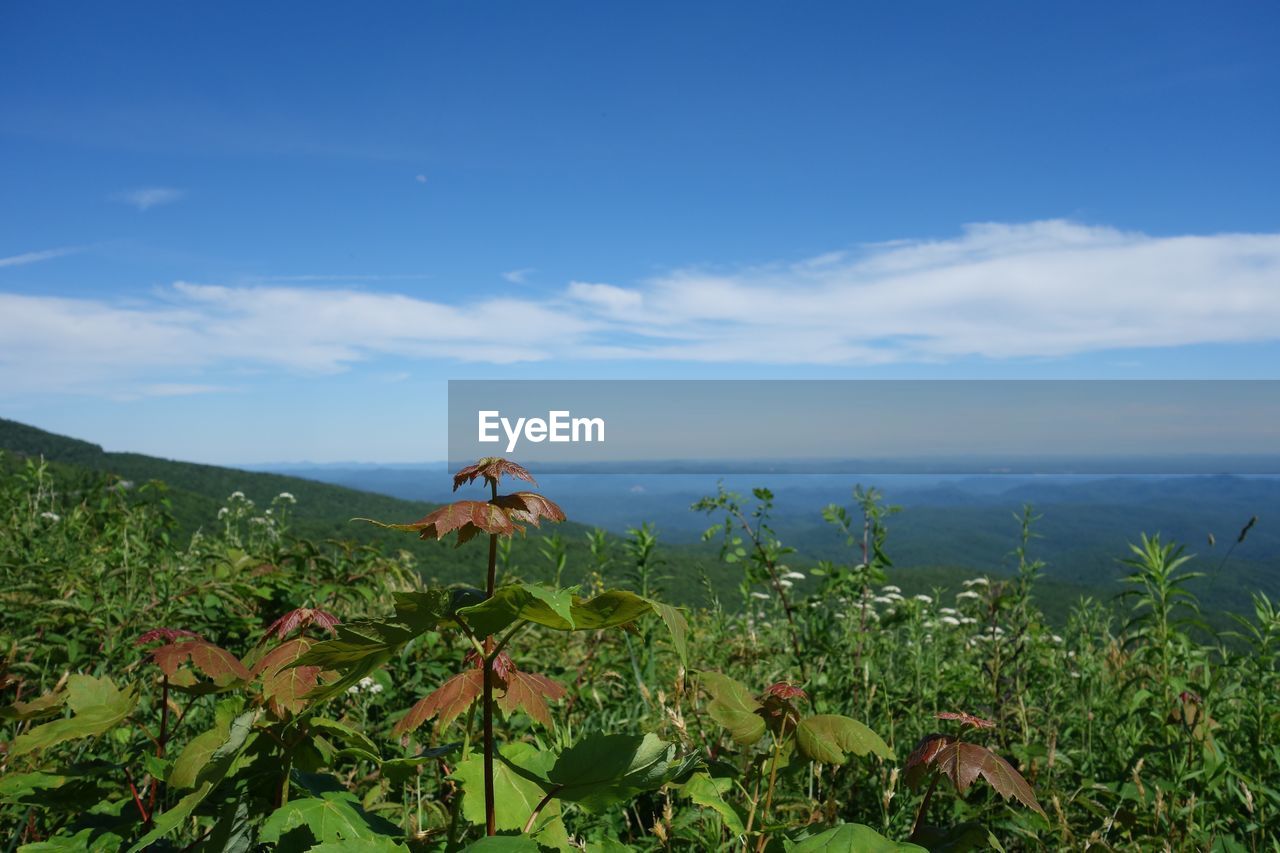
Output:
3 417 1275 622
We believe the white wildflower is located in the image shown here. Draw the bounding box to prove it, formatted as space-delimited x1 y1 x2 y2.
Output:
956 591 981 601
881 585 902 594
940 616 961 627
914 594 933 604
777 579 793 589
277 492 296 503
963 577 989 588
1051 635 1064 644
782 571 806 581
40 511 61 522
960 617 979 625
885 592 904 602
358 676 375 690
217 507 229 519
369 682 384 694
939 607 957 616
750 591 770 600
872 596 894 605
346 684 361 695
229 491 246 500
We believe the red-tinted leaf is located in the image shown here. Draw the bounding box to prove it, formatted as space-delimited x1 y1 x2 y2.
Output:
253 638 330 717
496 670 565 729
904 734 1044 816
453 457 537 492
261 608 340 643
936 711 996 730
151 640 250 686
763 682 808 702
493 492 566 527
136 628 203 647
359 500 519 545
393 670 484 735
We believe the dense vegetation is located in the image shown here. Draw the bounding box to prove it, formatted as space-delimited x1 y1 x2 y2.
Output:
1 452 1277 851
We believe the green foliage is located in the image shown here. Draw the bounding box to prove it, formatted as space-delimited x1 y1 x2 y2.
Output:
1 454 1278 851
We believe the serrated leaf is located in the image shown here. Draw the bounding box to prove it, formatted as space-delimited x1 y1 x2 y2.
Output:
391 588 453 634
169 697 245 789
0 689 66 722
9 675 136 756
679 772 744 835
497 670 565 729
699 672 765 746
452 742 560 832
458 584 577 636
393 670 484 735
310 717 382 762
494 492 566 527
933 741 1045 816
790 823 928 852
259 791 402 846
359 500 517 545
255 637 330 717
539 733 698 813
796 715 894 764
152 640 251 686
453 457 537 491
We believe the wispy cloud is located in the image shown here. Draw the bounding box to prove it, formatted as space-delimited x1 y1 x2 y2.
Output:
115 187 185 211
2 221 1279 396
502 268 534 284
0 246 83 268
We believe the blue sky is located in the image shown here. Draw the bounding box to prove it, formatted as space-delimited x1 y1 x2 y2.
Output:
2 2 1279 464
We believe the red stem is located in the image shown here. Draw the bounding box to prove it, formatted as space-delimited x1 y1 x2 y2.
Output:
483 478 499 836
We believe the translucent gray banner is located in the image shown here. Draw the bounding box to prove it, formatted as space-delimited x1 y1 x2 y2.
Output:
447 380 1280 474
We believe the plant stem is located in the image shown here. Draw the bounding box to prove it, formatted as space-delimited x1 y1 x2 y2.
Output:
483 479 499 836
522 784 564 834
910 773 941 840
754 734 784 853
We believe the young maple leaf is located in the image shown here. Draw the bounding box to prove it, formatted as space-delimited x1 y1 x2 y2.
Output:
452 457 537 492
136 628 203 647
260 608 340 644
251 637 334 718
936 711 996 730
494 492 566 527
904 733 1045 817
762 682 808 702
151 639 251 686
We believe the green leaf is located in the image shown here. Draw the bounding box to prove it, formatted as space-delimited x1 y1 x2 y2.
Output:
457 583 577 636
460 839 541 852
566 590 654 628
380 743 462 784
646 599 689 664
795 715 894 764
789 823 927 852
679 771 744 835
541 733 699 813
306 840 408 852
391 588 453 634
699 672 765 746
19 827 125 851
309 717 382 762
170 697 245 789
9 675 136 756
125 710 257 853
260 791 402 846
452 742 560 832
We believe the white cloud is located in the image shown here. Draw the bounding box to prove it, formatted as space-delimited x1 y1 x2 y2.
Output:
115 187 185 211
502 268 534 284
2 220 1279 396
0 246 83 268
415 174 428 184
